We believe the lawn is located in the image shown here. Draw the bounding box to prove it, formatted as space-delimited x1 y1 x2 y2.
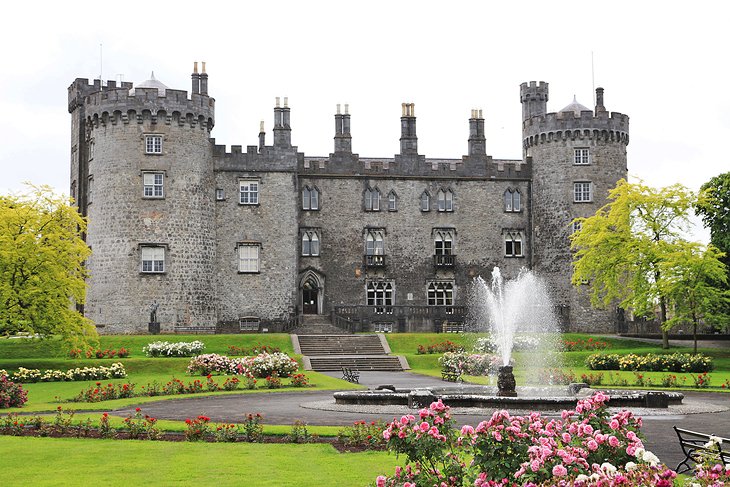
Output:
0 436 394 487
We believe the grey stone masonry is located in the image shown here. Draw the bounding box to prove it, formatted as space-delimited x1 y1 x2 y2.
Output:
69 68 628 334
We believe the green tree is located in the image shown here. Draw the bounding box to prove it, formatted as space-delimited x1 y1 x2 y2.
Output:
570 179 696 348
696 172 730 269
0 185 96 347
660 242 729 353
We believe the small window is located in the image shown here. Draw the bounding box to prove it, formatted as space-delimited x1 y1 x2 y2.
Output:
373 322 393 333
87 175 94 205
216 188 225 201
239 317 260 331
143 173 164 198
574 148 590 165
88 140 95 161
145 135 163 154
574 182 592 203
427 281 454 306
504 231 523 257
365 188 380 211
504 189 521 212
387 191 398 211
302 186 319 210
240 180 259 205
420 191 431 212
572 221 582 233
437 189 453 212
141 246 165 273
301 230 320 257
238 243 260 273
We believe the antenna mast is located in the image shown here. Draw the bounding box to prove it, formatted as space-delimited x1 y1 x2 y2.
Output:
99 43 103 82
591 51 595 106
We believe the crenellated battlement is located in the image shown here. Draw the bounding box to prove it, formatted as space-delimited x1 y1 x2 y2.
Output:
69 77 215 131
522 109 629 149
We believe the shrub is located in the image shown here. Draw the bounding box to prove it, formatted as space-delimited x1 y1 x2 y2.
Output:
265 375 282 389
415 340 463 354
99 412 116 439
184 415 211 441
563 337 610 351
586 352 713 373
473 335 542 353
186 354 249 376
123 408 160 440
535 368 576 385
289 373 309 387
580 371 604 386
287 420 314 443
213 423 240 442
227 344 281 356
691 372 711 388
245 352 299 378
222 377 240 391
337 420 386 449
439 351 500 375
0 374 28 408
5 363 126 383
143 341 205 357
241 413 264 442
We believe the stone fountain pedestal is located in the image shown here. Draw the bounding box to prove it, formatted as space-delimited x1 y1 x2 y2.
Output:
497 365 517 397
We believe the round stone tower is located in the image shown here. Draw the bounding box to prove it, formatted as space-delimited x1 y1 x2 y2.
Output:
520 81 629 332
68 65 216 332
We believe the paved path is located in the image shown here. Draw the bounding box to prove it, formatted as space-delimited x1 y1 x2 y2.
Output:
113 371 730 471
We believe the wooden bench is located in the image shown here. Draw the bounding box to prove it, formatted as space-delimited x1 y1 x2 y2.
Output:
341 367 360 383
674 426 730 474
441 369 462 382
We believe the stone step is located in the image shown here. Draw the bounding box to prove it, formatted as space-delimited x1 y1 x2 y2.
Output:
297 335 386 355
307 355 405 372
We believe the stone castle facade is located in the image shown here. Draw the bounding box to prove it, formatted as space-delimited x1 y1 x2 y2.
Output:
68 64 629 334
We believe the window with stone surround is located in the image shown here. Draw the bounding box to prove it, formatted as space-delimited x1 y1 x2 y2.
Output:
143 172 164 198
215 188 225 201
145 134 163 154
239 317 260 332
366 280 394 314
572 220 583 233
504 231 523 257
574 148 590 165
437 189 454 212
387 190 398 211
573 182 592 202
504 188 521 212
88 139 95 161
239 180 259 205
140 245 165 273
301 229 320 257
420 191 431 212
364 187 381 211
302 186 319 210
427 281 454 306
434 228 454 256
237 243 260 273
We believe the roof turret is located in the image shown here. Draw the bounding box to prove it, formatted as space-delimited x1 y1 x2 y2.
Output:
129 72 169 96
560 96 590 116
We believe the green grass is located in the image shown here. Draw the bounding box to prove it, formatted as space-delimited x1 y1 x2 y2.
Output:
0 436 394 486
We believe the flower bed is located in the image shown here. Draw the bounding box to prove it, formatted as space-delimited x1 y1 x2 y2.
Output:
416 340 464 354
473 335 542 353
186 353 249 376
2 363 127 383
586 353 713 372
0 374 28 408
69 348 130 359
227 344 281 356
563 337 610 351
245 352 299 378
439 351 500 376
142 341 205 357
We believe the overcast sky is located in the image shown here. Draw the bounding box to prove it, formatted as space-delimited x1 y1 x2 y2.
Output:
1 1 727 241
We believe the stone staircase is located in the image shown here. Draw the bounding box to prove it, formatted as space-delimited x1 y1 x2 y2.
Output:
293 334 407 372
288 315 350 335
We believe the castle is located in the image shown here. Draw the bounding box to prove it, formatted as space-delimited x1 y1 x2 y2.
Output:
68 63 629 334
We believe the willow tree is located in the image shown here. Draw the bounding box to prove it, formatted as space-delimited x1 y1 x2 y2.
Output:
570 179 695 348
0 185 96 347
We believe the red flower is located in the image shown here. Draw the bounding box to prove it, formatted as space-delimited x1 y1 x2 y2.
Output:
135 407 141 412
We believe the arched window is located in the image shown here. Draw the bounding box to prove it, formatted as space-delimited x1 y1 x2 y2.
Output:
437 189 453 212
434 230 453 256
302 186 319 210
504 189 521 212
301 230 320 256
427 282 454 306
420 191 431 212
388 190 398 211
365 230 385 255
365 187 380 211
504 231 523 257
366 280 394 313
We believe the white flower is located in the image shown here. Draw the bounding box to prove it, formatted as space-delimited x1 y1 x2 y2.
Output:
633 447 645 459
641 450 661 466
624 461 637 472
600 462 617 473
575 474 589 482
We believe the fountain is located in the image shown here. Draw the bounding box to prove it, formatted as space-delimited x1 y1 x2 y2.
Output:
333 267 684 410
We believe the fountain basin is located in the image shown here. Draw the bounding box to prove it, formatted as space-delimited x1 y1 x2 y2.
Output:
333 386 684 410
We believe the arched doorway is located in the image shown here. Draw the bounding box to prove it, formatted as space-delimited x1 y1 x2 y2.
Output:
300 272 323 315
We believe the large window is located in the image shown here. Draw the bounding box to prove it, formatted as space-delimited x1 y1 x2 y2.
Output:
434 229 453 256
574 148 590 165
364 187 380 211
238 243 260 273
437 189 454 212
141 246 165 273
145 135 163 154
302 186 319 210
365 229 385 266
573 182 592 202
504 188 521 212
143 173 164 198
366 281 394 314
504 231 523 257
240 180 259 205
301 229 320 256
427 281 454 306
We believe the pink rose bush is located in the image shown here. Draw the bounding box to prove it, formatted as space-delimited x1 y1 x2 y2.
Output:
375 393 681 487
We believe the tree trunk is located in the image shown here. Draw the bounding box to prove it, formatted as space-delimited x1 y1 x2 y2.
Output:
660 296 669 349
693 311 698 355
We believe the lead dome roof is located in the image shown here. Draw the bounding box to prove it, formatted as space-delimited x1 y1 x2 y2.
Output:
560 96 591 115
129 72 169 96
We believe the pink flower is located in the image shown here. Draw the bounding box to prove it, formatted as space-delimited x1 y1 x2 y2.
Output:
561 432 571 443
587 439 599 451
420 422 430 432
609 435 620 447
460 425 474 436
530 459 541 472
552 464 568 477
609 419 620 430
493 430 503 441
376 475 386 487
